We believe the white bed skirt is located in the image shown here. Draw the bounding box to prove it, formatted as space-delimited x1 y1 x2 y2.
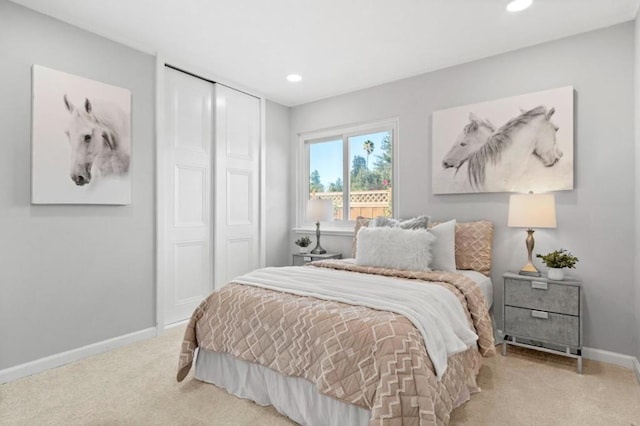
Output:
195 349 370 426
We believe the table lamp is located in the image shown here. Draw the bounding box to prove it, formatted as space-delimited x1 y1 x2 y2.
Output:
306 198 333 254
508 191 557 276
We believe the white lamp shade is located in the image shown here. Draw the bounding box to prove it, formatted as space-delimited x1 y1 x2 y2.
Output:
306 199 333 222
508 193 557 228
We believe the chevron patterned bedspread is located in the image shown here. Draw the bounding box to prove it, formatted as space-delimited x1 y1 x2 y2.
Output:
177 260 495 425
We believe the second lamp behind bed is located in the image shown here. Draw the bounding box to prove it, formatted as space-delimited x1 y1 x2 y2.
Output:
306 198 334 254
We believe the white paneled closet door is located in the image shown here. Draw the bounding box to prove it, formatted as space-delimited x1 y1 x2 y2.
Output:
160 66 262 326
213 85 261 289
163 67 214 325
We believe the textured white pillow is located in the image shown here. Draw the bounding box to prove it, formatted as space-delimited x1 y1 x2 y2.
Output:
429 219 457 272
355 227 436 271
370 215 430 230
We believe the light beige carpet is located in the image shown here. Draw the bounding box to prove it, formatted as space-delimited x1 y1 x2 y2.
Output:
1 326 639 425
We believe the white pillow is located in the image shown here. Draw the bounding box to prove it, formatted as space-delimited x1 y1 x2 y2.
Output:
429 219 457 272
355 227 436 271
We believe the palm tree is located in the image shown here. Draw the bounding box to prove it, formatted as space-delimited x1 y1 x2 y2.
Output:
362 140 374 169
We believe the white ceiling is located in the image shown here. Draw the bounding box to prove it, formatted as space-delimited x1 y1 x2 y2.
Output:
10 0 640 106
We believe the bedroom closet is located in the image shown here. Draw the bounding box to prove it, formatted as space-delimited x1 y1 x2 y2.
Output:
159 65 262 326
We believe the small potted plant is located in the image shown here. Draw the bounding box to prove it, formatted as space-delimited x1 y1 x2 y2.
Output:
536 249 579 281
294 236 312 254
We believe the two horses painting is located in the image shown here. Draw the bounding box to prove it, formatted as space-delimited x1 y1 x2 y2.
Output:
432 86 573 194
32 65 131 204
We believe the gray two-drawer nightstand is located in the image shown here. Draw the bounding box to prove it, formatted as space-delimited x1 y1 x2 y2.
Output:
292 252 342 266
502 272 583 373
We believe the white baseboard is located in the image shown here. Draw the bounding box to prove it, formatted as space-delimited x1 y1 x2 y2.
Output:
496 335 639 374
0 327 157 384
164 318 189 330
582 346 637 369
2 328 638 385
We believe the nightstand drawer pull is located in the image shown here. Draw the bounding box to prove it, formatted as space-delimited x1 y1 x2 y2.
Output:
531 281 548 290
531 310 549 319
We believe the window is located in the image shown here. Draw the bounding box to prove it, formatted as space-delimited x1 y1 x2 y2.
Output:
299 119 398 226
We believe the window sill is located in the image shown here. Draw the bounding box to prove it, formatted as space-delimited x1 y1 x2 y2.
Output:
293 227 354 237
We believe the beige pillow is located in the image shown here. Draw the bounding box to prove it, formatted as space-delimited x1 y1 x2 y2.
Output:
429 220 494 276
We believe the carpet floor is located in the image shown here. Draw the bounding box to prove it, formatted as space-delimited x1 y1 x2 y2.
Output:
1 325 639 425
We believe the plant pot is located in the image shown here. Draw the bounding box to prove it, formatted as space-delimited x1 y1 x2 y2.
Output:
548 267 564 281
298 247 309 254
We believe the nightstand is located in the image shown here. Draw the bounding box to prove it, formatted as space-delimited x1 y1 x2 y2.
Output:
292 252 342 266
502 272 583 373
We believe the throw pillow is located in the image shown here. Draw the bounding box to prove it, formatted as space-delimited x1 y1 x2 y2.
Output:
428 219 457 272
355 227 436 271
353 215 430 257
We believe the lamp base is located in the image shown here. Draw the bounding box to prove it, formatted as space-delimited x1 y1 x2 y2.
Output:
518 262 541 277
310 221 326 254
519 228 540 276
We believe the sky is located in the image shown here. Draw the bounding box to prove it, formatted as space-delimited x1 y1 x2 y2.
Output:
309 130 390 190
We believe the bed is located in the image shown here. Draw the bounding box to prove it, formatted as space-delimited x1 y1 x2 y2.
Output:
177 219 495 425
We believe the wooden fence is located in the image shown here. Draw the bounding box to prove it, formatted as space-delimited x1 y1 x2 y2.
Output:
315 189 391 220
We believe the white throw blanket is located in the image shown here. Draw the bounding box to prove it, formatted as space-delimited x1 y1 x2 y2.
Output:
231 266 478 378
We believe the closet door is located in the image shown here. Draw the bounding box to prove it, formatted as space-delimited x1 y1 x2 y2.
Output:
163 67 214 325
213 85 261 289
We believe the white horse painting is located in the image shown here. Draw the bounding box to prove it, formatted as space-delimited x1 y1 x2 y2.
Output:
32 65 131 204
432 86 574 194
465 106 562 192
63 95 130 186
436 107 564 193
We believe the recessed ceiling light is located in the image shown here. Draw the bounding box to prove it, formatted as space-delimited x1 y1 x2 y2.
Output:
286 74 302 83
506 0 532 12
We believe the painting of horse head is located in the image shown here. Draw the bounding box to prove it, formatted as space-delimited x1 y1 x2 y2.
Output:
63 94 130 186
532 107 563 167
466 106 562 190
32 65 132 204
442 112 494 170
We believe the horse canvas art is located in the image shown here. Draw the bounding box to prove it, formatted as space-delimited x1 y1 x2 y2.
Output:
432 86 573 194
63 95 130 186
32 65 131 204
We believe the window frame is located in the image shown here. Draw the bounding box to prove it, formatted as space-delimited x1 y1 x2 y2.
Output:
297 118 399 230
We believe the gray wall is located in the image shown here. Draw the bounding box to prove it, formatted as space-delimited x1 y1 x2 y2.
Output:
290 23 636 355
265 100 291 267
0 1 155 369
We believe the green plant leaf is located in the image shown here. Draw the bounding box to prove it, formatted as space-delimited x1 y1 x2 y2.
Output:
535 249 579 269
